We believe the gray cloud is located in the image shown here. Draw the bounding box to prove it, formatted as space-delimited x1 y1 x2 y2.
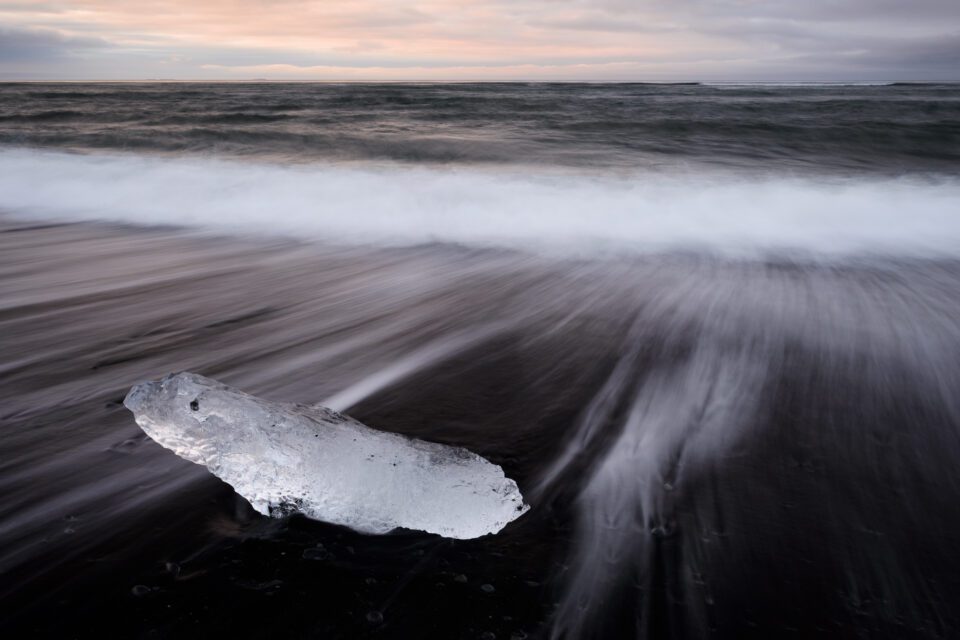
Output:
563 0 960 79
795 32 960 71
0 26 107 62
0 2 65 11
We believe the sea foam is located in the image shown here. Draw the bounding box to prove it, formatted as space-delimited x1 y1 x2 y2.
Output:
1 148 959 258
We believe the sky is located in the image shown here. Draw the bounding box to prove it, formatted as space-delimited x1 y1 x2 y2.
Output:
1 0 958 81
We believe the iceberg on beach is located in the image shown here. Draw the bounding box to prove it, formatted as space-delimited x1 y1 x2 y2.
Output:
124 372 529 539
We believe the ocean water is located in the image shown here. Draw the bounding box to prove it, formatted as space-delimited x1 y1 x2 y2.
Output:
1 82 958 173
2 83 960 639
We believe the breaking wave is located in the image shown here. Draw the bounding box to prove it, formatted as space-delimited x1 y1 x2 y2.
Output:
1 148 959 258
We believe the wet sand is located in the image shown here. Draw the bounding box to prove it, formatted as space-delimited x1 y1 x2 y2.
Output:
2 218 960 639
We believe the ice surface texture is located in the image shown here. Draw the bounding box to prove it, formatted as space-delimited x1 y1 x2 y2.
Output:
124 373 529 539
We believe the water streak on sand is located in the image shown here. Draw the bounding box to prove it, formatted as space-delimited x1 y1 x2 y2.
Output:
3 82 960 639
3 221 960 638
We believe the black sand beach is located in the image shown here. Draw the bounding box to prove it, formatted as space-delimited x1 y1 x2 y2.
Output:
4 218 960 638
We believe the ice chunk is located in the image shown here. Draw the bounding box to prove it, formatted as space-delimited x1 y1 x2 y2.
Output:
124 372 529 539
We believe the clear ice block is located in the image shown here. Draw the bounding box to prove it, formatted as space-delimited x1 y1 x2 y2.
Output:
124 373 528 539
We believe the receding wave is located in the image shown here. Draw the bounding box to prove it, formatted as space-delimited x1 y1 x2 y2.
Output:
1 148 959 258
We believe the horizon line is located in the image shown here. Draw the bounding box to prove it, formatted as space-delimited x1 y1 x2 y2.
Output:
1 79 957 85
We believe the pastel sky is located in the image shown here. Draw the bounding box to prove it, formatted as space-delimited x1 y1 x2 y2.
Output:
1 0 958 81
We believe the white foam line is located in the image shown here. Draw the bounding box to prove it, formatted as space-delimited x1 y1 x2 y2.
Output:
323 324 505 412
2 148 960 258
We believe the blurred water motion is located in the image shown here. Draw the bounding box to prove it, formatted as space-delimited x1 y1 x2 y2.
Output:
3 219 960 638
1 82 958 173
3 81 960 639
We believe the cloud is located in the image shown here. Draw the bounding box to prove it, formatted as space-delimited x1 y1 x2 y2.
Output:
0 2 64 11
795 32 960 71
0 0 958 80
0 25 106 61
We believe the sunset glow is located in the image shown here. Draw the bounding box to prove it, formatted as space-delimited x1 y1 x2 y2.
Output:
2 0 958 81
